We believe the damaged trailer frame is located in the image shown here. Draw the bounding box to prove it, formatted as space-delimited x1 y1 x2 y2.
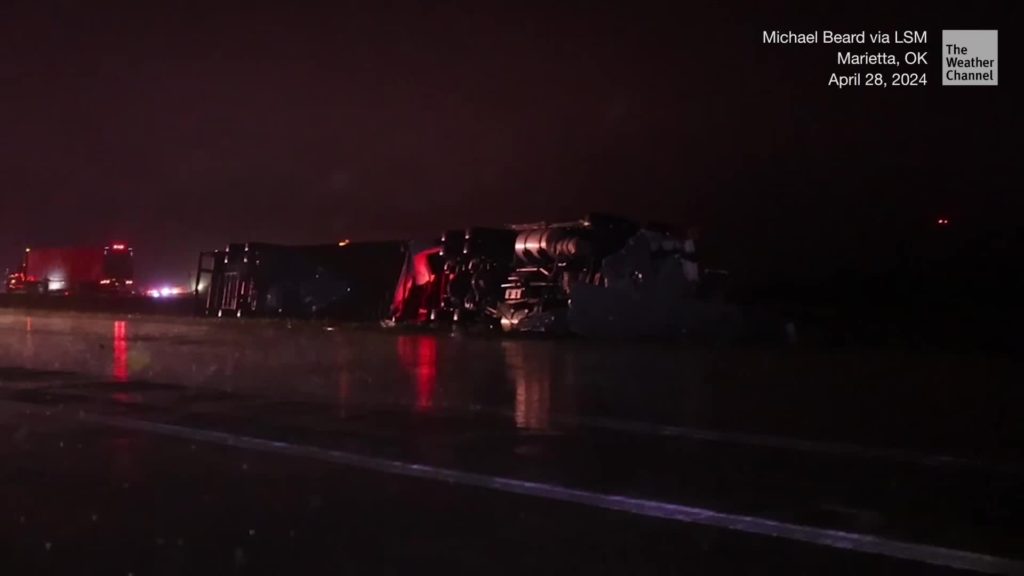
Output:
195 241 408 320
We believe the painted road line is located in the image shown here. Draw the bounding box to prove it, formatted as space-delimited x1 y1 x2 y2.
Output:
559 413 1017 473
405 402 1020 475
0 370 1015 475
78 411 1024 575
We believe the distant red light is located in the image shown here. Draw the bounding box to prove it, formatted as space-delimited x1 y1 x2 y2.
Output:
111 243 127 251
936 218 949 226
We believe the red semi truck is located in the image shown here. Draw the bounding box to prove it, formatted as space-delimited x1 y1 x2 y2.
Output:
5 244 135 295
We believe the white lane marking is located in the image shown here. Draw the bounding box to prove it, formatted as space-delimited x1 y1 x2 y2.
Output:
421 403 1019 475
0 369 1011 475
1 369 1015 476
551 413 1017 473
78 412 1023 575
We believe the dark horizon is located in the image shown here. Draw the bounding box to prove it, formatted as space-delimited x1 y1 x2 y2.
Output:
1 1 1014 285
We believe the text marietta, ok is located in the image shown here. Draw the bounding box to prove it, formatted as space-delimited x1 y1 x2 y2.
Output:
834 51 927 65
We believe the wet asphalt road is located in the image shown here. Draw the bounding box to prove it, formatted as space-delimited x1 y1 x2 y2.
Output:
0 309 1021 575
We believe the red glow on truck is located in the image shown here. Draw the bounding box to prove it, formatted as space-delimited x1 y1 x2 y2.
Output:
6 245 135 295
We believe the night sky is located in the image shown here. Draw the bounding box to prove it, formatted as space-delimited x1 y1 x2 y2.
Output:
1 1 1014 286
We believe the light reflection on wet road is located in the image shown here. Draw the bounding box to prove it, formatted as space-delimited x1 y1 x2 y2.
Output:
1 310 1019 455
0 309 1021 574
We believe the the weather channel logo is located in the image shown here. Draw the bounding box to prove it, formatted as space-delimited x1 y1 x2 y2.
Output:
943 30 998 86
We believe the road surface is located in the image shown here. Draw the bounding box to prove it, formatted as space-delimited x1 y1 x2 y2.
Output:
0 309 1021 575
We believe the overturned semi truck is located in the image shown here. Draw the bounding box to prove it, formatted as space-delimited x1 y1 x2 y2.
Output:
390 214 740 339
194 215 738 338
